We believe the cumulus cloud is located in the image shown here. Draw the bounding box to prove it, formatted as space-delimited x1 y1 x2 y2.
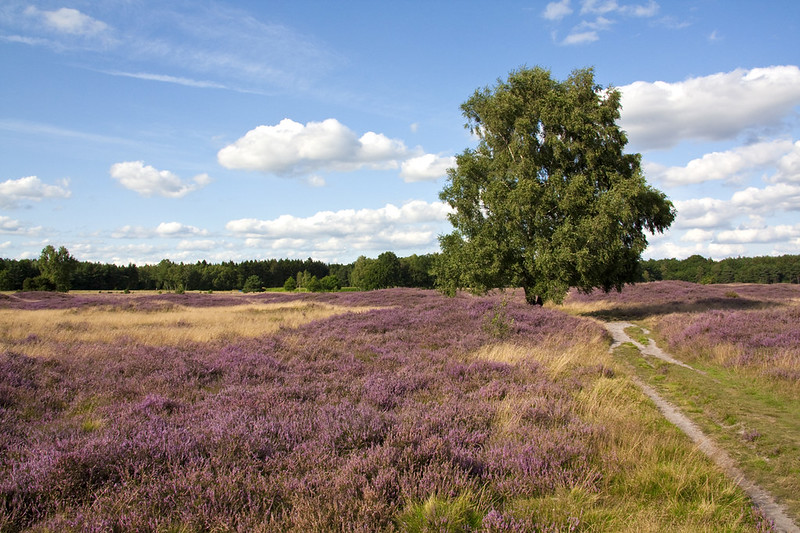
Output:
0 176 71 207
218 118 410 176
112 222 208 239
647 140 795 186
25 6 109 36
400 154 455 182
543 0 573 20
716 224 800 244
110 161 211 198
774 140 800 183
620 66 800 150
218 118 451 182
673 197 736 229
731 183 800 213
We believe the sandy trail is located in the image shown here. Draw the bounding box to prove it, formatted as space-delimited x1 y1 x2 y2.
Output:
604 321 799 533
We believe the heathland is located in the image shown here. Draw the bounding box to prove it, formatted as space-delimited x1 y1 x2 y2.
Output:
1 281 797 531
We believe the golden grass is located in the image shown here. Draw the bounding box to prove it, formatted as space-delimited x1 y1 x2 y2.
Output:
0 301 374 357
471 335 761 531
472 333 609 378
573 345 759 531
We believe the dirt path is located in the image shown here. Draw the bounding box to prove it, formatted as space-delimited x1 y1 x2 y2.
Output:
604 321 799 533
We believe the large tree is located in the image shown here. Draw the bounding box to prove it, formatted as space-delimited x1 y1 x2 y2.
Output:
38 245 77 292
436 67 675 304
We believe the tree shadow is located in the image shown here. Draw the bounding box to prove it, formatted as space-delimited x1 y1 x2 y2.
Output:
581 297 783 321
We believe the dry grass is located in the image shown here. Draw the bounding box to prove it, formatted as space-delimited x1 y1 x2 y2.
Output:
472 337 762 530
0 301 373 357
472 333 609 378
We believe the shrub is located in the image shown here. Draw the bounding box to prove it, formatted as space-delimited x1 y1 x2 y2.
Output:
306 276 322 292
283 277 297 291
242 275 263 293
320 275 341 292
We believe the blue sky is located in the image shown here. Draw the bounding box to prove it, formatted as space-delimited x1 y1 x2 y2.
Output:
1 0 799 265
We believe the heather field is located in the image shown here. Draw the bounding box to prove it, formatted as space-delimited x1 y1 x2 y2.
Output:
1 288 772 531
565 280 800 384
565 280 800 525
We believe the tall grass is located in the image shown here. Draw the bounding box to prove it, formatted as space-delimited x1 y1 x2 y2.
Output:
0 301 372 356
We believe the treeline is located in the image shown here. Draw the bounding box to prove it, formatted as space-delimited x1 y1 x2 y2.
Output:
0 249 436 292
640 254 800 285
3 248 800 293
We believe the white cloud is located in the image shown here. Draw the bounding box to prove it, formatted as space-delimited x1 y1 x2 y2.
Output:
156 222 207 237
681 228 715 242
227 200 452 238
648 140 794 186
110 161 211 198
731 183 800 213
673 197 736 229
103 70 229 90
218 117 449 181
625 1 659 17
580 0 618 15
775 141 800 183
218 118 408 176
644 240 746 261
580 0 659 17
707 243 748 257
716 224 800 244
562 30 599 45
26 6 109 36
543 0 573 20
10 3 340 93
177 239 218 251
400 154 455 182
307 175 326 187
0 216 40 235
112 222 208 239
0 176 71 207
620 66 800 150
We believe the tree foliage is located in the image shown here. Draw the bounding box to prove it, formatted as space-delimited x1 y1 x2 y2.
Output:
436 66 675 304
37 245 77 292
242 275 263 293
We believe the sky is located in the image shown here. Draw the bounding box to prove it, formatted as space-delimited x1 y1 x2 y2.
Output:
1 0 799 266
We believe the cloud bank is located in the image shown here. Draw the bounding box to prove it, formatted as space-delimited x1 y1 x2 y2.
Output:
620 66 800 150
226 200 452 260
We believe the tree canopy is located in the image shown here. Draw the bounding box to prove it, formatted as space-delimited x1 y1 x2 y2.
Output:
435 66 675 304
38 245 77 292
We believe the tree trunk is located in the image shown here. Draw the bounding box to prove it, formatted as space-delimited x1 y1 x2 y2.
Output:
523 286 543 306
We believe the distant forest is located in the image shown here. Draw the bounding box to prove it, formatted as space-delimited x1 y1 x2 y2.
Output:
640 254 800 285
0 251 436 292
1 251 799 292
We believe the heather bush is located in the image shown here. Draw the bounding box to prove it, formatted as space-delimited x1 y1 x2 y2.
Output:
651 305 800 381
0 289 609 531
563 280 800 319
0 288 767 531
